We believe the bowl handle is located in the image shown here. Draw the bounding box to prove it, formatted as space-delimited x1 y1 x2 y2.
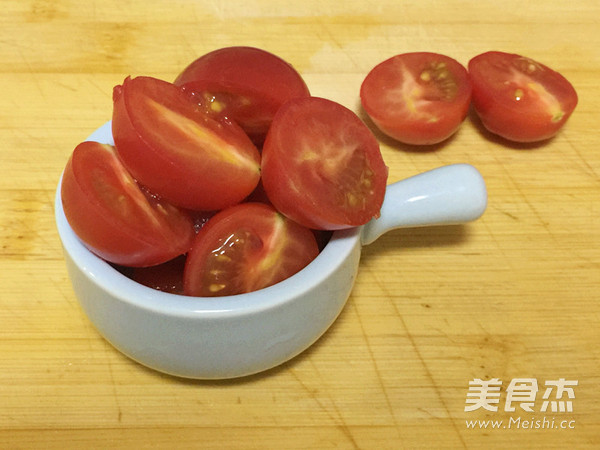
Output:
361 164 488 245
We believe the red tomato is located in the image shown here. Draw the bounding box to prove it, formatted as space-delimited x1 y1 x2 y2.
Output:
183 203 319 297
360 52 472 145
61 141 195 267
112 76 261 211
174 47 311 145
468 51 578 142
261 97 388 230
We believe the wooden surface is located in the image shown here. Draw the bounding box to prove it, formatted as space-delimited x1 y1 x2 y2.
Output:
1 1 599 448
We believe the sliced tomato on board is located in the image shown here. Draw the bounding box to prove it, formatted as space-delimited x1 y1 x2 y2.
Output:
360 52 472 145
468 51 578 142
60 141 195 267
261 96 388 230
175 46 311 145
112 76 261 211
183 202 319 297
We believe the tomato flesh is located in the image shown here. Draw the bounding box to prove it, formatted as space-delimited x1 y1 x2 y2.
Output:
261 96 388 230
175 47 311 145
112 76 261 210
61 141 195 267
360 52 472 145
180 81 283 147
468 51 578 142
183 203 319 297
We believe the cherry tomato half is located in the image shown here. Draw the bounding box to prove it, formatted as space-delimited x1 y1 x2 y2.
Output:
112 76 261 211
61 141 195 267
468 51 578 142
183 202 319 297
261 96 388 230
360 52 472 145
174 47 311 145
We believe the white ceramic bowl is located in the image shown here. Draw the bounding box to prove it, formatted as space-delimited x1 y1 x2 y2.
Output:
55 122 487 379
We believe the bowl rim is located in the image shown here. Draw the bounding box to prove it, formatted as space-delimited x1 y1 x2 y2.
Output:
55 167 362 320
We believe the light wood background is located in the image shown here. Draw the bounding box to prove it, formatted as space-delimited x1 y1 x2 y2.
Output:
1 1 598 448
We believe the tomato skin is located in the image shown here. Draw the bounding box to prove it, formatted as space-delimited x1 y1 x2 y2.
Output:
61 141 195 267
112 76 261 211
174 47 311 145
360 52 472 145
183 202 319 297
468 51 578 142
261 96 388 230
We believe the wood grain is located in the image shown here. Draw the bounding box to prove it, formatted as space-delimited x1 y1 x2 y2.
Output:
1 0 599 448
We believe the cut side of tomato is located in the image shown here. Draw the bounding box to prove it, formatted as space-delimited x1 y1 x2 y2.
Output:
360 52 472 145
468 51 578 142
180 81 283 147
261 96 388 230
61 141 195 267
183 202 319 297
112 76 261 211
174 47 311 145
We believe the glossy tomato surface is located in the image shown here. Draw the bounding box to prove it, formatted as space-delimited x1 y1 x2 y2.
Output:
61 141 195 267
360 52 472 145
261 96 388 230
183 202 319 297
174 47 310 145
468 51 578 142
112 76 261 210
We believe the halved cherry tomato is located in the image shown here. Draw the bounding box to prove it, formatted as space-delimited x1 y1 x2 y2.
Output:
174 47 311 145
468 51 578 142
112 76 261 211
61 141 195 267
261 96 388 230
360 52 472 145
183 202 319 297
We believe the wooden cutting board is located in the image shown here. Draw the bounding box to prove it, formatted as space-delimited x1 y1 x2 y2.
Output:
1 0 598 448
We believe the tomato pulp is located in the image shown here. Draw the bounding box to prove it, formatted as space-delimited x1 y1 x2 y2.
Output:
261 96 388 230
112 76 261 210
175 46 311 145
360 52 472 145
183 202 319 297
61 141 195 267
468 51 578 142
